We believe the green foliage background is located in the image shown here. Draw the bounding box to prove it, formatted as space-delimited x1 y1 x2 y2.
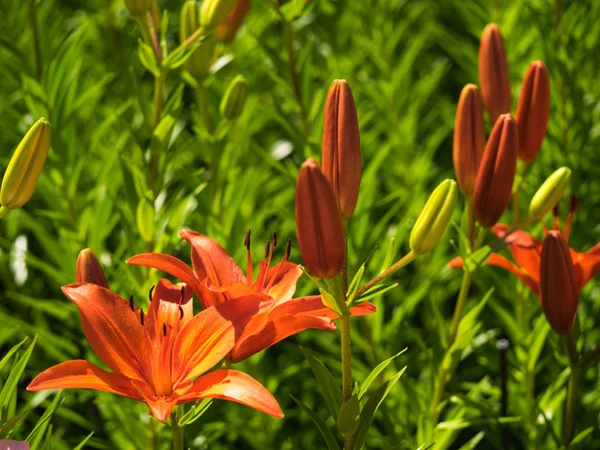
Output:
1 0 600 448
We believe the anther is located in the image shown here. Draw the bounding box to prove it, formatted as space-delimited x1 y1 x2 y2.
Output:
272 231 278 248
179 306 184 319
129 295 134 311
140 310 145 326
264 240 271 261
552 203 560 218
244 229 252 250
285 239 291 260
570 196 579 214
163 323 167 336
148 285 155 302
180 286 185 304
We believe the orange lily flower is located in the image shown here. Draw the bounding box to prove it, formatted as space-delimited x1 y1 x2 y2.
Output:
28 279 283 422
448 219 600 297
127 229 376 363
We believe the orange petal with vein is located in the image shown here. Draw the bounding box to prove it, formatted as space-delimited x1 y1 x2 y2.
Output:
61 283 151 382
27 360 140 399
126 253 203 297
179 369 284 418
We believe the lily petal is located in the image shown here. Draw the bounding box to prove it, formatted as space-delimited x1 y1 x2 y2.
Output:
62 283 151 381
574 251 600 290
172 295 265 383
178 369 284 418
146 279 194 339
126 253 203 297
180 229 246 287
268 295 376 319
264 262 302 302
487 253 540 295
230 312 336 363
27 360 140 399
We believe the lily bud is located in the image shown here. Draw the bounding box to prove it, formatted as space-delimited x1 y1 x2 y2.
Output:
295 159 345 279
220 75 248 119
410 179 458 255
181 1 216 80
453 84 485 196
76 249 109 288
479 23 511 123
200 0 237 28
321 80 362 220
1 118 51 210
473 114 518 228
217 0 252 42
516 61 550 163
540 230 579 335
529 167 571 219
124 0 152 16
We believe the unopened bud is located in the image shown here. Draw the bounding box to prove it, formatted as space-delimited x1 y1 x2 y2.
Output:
540 230 578 335
410 179 458 255
295 159 345 279
479 23 511 123
220 75 248 119
181 1 216 80
200 0 237 28
529 167 571 219
453 84 485 196
76 249 109 288
516 61 550 163
321 80 362 219
1 118 51 210
473 114 518 228
217 0 252 42
124 0 152 16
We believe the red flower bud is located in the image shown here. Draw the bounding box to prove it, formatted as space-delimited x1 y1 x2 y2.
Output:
473 114 518 228
76 248 109 288
295 158 345 279
321 80 362 220
453 84 485 196
515 60 550 163
217 0 252 42
479 23 511 123
540 230 579 335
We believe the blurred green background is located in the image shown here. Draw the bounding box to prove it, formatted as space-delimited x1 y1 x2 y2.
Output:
1 0 600 448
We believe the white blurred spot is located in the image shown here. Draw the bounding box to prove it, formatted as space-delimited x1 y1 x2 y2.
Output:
11 235 28 286
271 140 293 160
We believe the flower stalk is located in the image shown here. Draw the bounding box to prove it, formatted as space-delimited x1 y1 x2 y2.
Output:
563 333 579 448
172 406 185 450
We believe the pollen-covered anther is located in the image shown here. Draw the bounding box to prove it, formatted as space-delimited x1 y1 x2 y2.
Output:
140 310 145 326
129 295 135 311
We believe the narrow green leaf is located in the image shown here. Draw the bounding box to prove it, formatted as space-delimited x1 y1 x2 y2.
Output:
359 348 407 401
290 395 340 450
179 399 213 426
300 347 342 418
336 395 360 437
0 336 36 421
354 367 406 450
73 431 95 450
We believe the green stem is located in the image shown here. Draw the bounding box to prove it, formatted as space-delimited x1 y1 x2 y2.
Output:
195 84 214 136
355 251 416 297
429 266 474 429
172 406 185 450
0 206 9 219
466 196 474 250
28 0 43 79
563 334 579 448
153 74 165 128
447 270 473 346
340 315 353 450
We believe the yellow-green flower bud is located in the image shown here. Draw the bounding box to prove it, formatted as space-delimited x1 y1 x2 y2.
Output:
410 179 458 255
1 118 51 211
200 0 237 28
220 75 248 119
181 1 216 80
124 0 152 16
529 167 571 219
